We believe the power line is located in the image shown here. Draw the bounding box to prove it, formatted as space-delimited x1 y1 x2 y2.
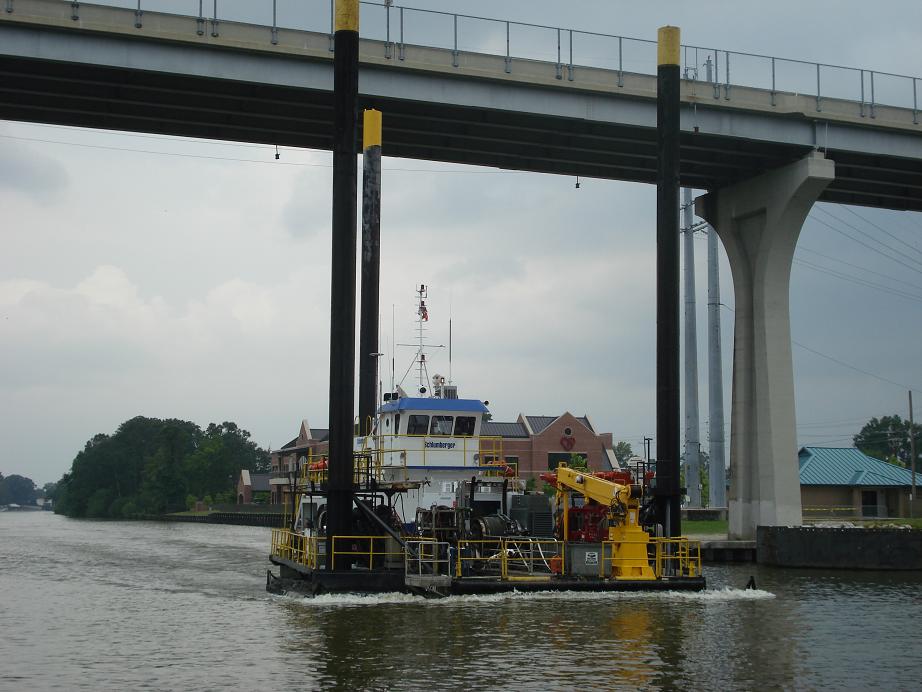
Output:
793 257 922 305
0 132 506 174
719 304 921 392
797 246 922 295
809 215 922 278
818 205 922 261
842 205 922 260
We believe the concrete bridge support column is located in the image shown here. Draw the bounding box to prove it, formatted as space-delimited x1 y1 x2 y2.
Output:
696 152 835 539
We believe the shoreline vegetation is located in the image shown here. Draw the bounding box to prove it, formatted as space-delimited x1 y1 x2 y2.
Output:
52 416 270 520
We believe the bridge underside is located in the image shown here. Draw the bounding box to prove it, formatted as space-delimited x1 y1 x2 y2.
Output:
1 52 920 211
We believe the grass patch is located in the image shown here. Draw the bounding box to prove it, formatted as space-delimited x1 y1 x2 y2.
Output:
167 510 213 517
683 519 728 535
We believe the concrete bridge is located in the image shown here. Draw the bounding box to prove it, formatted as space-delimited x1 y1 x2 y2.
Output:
3 0 920 538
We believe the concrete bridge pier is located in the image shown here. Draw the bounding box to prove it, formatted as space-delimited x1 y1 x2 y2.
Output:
696 152 835 540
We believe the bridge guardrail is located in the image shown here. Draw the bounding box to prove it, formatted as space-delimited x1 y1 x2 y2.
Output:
53 0 919 121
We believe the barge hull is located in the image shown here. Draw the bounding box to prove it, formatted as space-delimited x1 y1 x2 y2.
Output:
269 557 706 596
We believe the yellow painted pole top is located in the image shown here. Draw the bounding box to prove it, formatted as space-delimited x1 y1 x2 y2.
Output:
657 26 680 66
335 0 359 32
363 109 382 149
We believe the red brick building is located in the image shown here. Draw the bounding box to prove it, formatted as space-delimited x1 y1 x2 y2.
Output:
482 412 618 479
269 419 328 505
236 470 270 504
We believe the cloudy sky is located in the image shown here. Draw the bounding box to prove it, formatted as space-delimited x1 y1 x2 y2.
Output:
2 0 921 484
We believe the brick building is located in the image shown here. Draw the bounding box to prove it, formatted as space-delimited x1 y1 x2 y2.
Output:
269 419 328 505
236 470 270 504
483 412 619 479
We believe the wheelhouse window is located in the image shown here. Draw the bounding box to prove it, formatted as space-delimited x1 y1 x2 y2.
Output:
394 413 400 434
429 415 454 436
454 416 476 436
407 414 429 435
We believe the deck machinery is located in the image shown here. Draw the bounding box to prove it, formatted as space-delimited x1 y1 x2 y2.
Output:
268 455 705 596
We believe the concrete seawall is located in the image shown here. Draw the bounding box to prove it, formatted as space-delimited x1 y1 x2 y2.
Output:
757 526 922 570
155 512 283 528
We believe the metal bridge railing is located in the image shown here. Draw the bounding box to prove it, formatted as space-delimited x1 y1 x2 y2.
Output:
53 0 921 121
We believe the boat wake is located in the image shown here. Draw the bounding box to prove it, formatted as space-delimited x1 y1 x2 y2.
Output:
277 586 774 608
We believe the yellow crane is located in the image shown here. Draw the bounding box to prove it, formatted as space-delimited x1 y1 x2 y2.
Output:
543 463 656 580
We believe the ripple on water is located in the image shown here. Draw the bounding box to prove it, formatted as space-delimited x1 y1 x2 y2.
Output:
279 585 775 609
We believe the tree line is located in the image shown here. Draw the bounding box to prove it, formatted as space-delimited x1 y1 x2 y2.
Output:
54 416 270 519
0 473 53 506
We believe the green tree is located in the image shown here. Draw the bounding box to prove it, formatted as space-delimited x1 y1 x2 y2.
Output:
0 474 38 505
139 421 199 514
54 416 271 519
613 441 634 465
680 450 711 507
568 452 589 471
854 415 921 468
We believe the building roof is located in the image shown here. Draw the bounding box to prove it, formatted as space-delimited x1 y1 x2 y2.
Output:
524 414 594 435
249 473 271 492
481 421 529 438
799 447 917 487
378 397 489 414
240 471 271 491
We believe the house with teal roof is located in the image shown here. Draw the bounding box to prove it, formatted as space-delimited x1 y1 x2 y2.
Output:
799 447 920 519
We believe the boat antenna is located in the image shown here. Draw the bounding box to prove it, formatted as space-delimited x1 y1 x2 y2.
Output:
390 303 395 393
396 284 444 394
416 283 429 392
448 288 453 385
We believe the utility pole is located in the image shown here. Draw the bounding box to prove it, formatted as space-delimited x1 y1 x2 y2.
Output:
910 390 916 518
707 222 727 509
683 187 701 507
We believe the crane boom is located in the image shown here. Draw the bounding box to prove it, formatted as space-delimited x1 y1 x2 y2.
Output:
541 463 655 580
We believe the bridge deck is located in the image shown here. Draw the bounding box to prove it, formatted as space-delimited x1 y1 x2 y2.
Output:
1 0 920 209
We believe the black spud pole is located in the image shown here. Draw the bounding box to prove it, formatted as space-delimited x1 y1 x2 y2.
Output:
359 109 382 438
327 0 359 570
655 25 682 539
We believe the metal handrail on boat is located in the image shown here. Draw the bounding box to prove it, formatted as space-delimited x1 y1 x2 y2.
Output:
405 540 452 579
272 530 700 581
331 535 404 569
361 433 508 472
271 528 321 569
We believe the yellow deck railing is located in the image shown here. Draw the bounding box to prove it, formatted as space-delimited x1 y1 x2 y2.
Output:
455 538 506 577
502 538 563 580
272 532 701 581
330 535 404 569
270 528 320 569
360 434 508 474
651 537 702 578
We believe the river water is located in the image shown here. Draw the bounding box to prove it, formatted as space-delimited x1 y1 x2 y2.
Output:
1 512 920 690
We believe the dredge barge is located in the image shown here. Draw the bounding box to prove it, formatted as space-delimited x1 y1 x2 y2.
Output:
267 289 704 597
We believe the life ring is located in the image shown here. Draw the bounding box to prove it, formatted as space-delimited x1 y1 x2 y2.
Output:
560 435 575 451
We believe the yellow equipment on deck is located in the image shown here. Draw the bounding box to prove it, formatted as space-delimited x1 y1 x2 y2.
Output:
546 463 656 580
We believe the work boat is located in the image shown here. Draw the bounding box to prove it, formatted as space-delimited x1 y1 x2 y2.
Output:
268 286 705 596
